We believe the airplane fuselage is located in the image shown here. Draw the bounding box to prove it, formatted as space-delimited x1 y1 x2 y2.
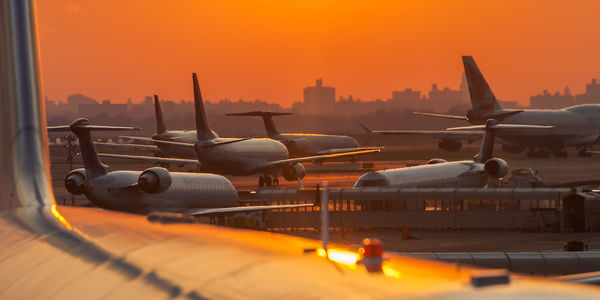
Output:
354 161 487 188
83 170 239 214
274 133 360 157
480 106 600 148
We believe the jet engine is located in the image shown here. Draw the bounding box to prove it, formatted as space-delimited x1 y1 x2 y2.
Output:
64 168 86 195
138 167 172 194
426 158 447 164
484 158 508 178
282 163 306 181
438 139 462 152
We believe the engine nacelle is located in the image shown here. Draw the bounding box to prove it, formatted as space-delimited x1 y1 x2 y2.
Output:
138 167 172 194
65 168 87 195
438 139 462 152
282 163 306 181
426 158 447 164
484 158 509 178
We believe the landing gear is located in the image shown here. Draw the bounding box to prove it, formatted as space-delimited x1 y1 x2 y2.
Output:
258 174 279 187
578 148 592 157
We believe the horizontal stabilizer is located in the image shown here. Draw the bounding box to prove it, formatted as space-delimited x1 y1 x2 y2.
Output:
48 125 141 132
98 153 201 167
413 112 469 120
226 111 292 117
94 142 160 152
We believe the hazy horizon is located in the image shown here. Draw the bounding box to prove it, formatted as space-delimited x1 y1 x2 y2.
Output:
37 1 600 106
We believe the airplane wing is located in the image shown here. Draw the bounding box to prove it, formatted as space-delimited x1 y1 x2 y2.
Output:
447 124 555 130
412 112 469 120
262 148 380 169
367 129 484 140
98 153 201 167
120 136 252 148
315 147 383 155
180 203 314 216
95 141 161 152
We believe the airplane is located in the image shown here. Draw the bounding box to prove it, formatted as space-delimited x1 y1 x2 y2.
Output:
367 56 600 158
226 111 375 156
354 119 552 188
4 1 600 297
99 73 380 187
48 118 312 216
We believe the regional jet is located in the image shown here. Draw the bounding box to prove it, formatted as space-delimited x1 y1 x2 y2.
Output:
354 120 552 188
226 111 376 156
49 118 312 215
100 73 379 187
368 56 600 158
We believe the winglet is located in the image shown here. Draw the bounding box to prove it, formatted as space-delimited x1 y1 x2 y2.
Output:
360 124 373 134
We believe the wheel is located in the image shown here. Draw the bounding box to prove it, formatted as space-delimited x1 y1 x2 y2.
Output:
273 177 279 187
258 176 265 187
265 175 272 187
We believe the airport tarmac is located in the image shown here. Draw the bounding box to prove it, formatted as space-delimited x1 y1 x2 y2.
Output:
285 229 600 253
49 142 600 204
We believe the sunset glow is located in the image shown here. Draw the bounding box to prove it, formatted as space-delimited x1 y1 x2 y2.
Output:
37 1 600 106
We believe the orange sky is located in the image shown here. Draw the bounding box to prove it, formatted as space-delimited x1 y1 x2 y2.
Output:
36 0 600 106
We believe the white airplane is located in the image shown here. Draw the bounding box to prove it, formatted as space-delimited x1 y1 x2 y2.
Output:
226 111 377 157
355 120 552 188
101 73 380 188
366 56 600 158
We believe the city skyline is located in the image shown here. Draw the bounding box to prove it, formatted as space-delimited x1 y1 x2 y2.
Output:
37 1 600 106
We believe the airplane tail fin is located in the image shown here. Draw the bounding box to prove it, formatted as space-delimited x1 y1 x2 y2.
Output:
226 111 292 137
192 73 217 141
462 56 503 114
48 119 140 179
153 95 167 134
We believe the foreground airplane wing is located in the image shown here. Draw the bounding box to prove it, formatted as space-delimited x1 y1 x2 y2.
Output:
180 203 314 216
368 129 484 140
263 148 380 169
48 125 140 132
98 153 201 167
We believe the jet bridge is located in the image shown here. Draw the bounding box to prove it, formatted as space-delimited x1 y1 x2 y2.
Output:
244 188 600 231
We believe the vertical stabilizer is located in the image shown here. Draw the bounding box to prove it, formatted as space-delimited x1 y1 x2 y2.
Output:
154 95 167 134
462 56 503 113
69 118 108 179
192 73 216 141
474 119 498 163
226 111 292 137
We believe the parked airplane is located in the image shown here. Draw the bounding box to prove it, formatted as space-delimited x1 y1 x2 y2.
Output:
101 73 379 187
370 56 600 158
226 111 373 156
354 119 552 188
49 118 312 215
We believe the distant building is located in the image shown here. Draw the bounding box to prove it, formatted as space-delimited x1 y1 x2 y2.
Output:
387 88 421 109
423 83 462 112
529 87 574 109
296 79 335 115
575 79 600 104
79 99 127 116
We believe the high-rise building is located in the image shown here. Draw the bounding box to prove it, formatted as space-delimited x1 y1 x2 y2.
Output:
299 79 335 115
575 79 600 104
529 87 574 109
